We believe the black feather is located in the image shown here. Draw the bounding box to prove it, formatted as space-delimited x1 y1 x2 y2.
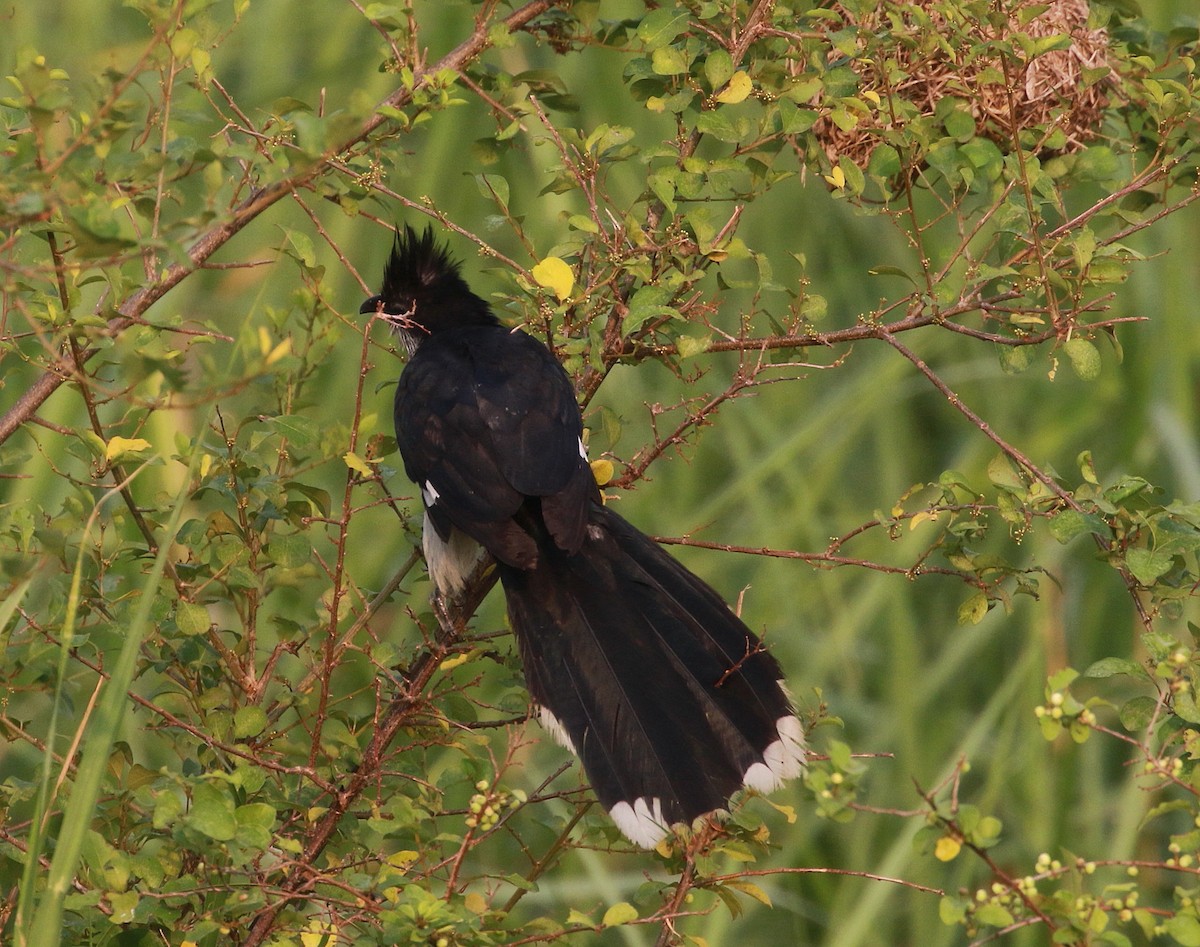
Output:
501 504 801 845
360 225 495 337
382 226 464 300
364 226 805 847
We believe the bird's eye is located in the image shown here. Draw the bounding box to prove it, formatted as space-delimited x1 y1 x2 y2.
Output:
385 300 416 321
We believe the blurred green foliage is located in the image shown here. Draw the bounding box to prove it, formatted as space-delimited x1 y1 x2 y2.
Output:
2 1 1200 945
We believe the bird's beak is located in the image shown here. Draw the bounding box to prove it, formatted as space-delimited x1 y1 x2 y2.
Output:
360 295 384 315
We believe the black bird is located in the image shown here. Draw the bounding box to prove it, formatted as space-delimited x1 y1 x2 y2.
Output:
360 226 804 847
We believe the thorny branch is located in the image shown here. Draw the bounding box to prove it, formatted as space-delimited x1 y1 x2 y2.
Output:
0 0 562 447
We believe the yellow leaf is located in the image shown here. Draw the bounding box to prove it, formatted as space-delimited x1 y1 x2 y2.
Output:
909 510 940 530
300 921 337 947
439 649 479 673
934 835 962 862
722 879 773 908
531 256 575 301
602 901 639 927
387 850 419 869
715 70 752 104
823 165 846 189
105 436 151 462
265 337 292 366
342 451 374 477
464 891 489 914
590 459 614 486
762 797 798 823
863 89 881 106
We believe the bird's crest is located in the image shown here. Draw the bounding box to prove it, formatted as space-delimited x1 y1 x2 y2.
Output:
382 225 466 301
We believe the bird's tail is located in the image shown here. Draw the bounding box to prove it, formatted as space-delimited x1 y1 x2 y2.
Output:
498 503 805 848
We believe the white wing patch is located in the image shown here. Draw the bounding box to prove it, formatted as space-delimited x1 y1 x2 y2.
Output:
537 706 577 755
421 480 440 507
742 713 807 793
577 437 588 461
610 797 669 849
422 512 482 595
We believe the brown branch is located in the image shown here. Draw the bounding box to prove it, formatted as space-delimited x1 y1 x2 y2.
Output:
241 571 495 947
708 865 944 896
876 327 1154 631
654 534 992 588
0 0 562 448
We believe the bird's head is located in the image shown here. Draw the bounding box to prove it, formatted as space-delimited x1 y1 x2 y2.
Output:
359 225 496 345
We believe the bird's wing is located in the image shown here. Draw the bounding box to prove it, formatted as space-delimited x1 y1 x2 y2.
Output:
394 326 594 564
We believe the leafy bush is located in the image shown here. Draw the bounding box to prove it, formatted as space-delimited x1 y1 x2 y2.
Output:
2 1 1200 944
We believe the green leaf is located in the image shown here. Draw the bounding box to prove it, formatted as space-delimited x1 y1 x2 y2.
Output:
175 602 211 637
987 454 1025 492
1125 548 1174 585
868 264 916 284
474 172 509 209
567 214 599 233
778 101 818 134
188 782 238 841
1063 338 1101 380
1074 145 1119 182
280 229 318 270
975 902 1014 928
703 50 733 91
939 896 967 925
1152 516 1200 556
1175 689 1200 725
867 143 901 179
651 45 689 76
637 8 689 48
997 344 1032 375
236 801 276 831
837 156 865 195
1165 914 1200 947
957 591 988 625
233 705 268 739
106 890 139 924
1118 695 1157 731
268 533 311 569
232 804 275 853
602 902 639 927
973 816 1003 847
942 105 975 141
1083 657 1144 679
1078 449 1099 484
624 285 676 333
676 333 710 359
1039 715 1063 741
266 414 320 449
1143 798 1193 826
1048 509 1108 544
695 109 747 142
